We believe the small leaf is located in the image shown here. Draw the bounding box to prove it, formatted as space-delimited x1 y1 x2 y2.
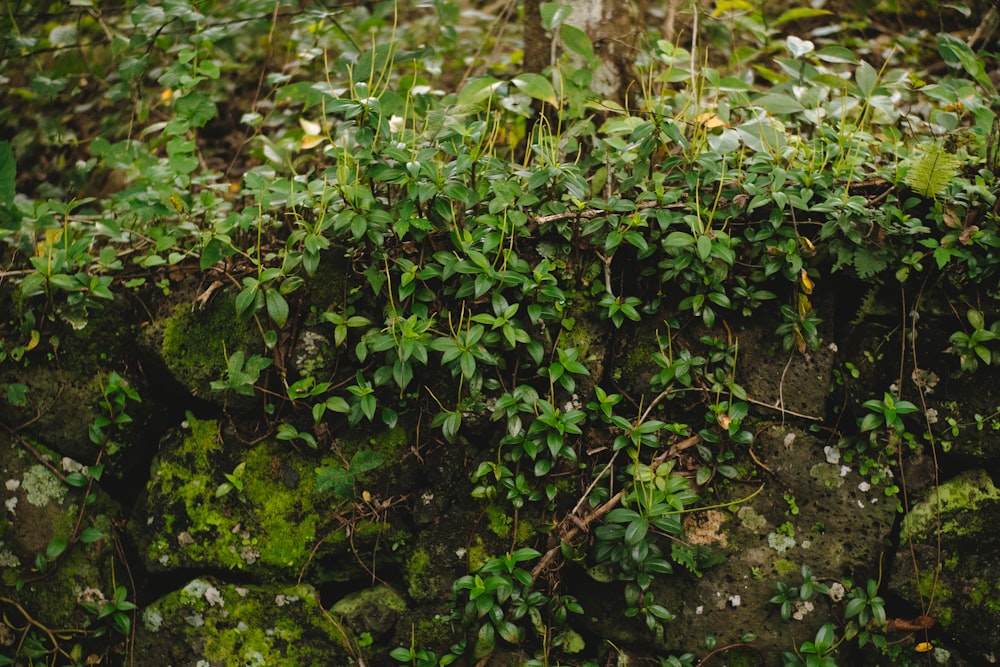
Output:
512 73 557 105
265 289 289 328
80 527 106 544
560 24 594 61
458 77 504 105
47 535 69 560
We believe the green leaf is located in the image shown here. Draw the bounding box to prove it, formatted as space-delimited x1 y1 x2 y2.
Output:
540 2 573 29
458 77 504 105
314 465 355 498
0 141 15 207
80 527 106 544
859 412 883 432
47 535 69 560
814 46 858 64
774 6 832 26
174 91 218 128
937 32 997 94
755 93 804 115
560 24 594 61
265 289 289 328
512 73 557 105
856 60 878 97
349 450 383 475
904 142 961 199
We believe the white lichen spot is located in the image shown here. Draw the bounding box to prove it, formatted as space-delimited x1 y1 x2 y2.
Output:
275 594 300 607
158 554 170 566
695 605 704 615
61 457 84 473
824 446 840 465
455 547 467 559
767 532 796 553
184 613 204 627
142 607 164 632
828 582 846 602
840 465 851 477
77 588 105 605
783 432 796 449
729 595 741 607
0 544 21 568
925 408 939 424
857 499 865 508
22 465 67 507
858 481 871 493
5 497 16 516
235 586 249 597
792 600 814 620
4 479 19 492
237 621 248 632
421 491 434 505
177 531 195 547
204 586 224 607
183 579 209 599
240 546 259 564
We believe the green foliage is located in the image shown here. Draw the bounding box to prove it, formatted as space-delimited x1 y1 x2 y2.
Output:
79 586 138 638
314 450 384 500
4 0 1000 662
904 142 962 199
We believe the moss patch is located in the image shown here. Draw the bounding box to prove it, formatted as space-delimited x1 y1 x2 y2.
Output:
135 579 350 666
900 469 1000 541
132 418 408 583
158 296 257 398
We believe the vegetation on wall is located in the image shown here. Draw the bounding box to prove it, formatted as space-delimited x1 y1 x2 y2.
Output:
2 0 1000 665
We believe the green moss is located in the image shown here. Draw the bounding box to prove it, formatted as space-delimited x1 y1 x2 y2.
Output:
901 469 1000 541
486 504 512 538
467 537 488 572
144 579 350 665
159 296 256 396
773 559 798 577
917 569 952 625
405 548 432 601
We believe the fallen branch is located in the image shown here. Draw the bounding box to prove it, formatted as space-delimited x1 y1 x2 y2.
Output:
530 434 701 580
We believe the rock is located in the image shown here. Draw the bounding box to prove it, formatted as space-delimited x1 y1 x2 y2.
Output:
133 578 352 665
330 584 407 639
890 469 1000 661
129 417 404 583
575 427 897 663
0 432 122 631
139 292 262 410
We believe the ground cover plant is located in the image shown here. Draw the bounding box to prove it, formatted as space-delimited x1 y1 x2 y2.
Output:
2 0 1000 665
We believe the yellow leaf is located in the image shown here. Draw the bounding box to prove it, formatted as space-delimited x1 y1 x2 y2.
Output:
915 642 933 653
160 88 173 102
800 269 814 294
696 112 728 129
798 293 812 316
24 329 41 352
301 135 325 150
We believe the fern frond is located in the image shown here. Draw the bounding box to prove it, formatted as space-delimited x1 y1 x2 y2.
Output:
904 142 961 198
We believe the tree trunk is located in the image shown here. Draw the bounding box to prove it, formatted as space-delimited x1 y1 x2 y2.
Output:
523 0 644 105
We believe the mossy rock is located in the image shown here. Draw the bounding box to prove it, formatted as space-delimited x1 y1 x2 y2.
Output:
0 433 122 630
141 292 261 407
890 469 1000 658
330 584 407 639
129 418 406 583
133 578 352 666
